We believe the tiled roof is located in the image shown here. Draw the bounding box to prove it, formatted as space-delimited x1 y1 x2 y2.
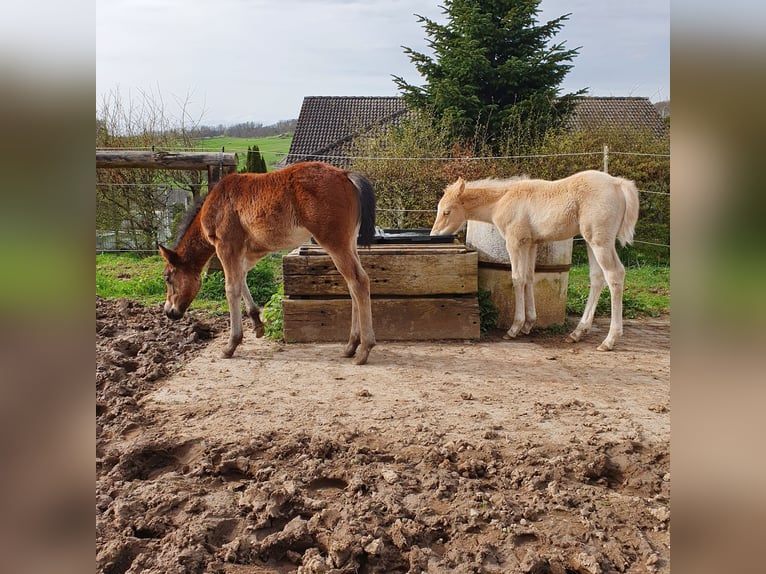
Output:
284 96 665 167
284 96 409 165
566 97 666 137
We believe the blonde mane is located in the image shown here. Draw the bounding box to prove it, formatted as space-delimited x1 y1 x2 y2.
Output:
464 175 529 189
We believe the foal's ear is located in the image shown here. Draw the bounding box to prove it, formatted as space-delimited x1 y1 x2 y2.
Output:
456 177 466 195
158 244 180 266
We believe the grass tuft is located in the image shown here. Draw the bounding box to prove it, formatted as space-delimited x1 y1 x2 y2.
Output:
566 264 669 318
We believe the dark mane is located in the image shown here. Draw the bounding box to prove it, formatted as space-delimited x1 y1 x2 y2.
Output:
173 193 207 247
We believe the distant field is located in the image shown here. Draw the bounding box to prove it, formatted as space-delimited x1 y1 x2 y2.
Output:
196 134 293 171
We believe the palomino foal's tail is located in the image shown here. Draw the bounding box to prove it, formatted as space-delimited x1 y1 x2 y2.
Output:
617 178 640 247
348 172 377 246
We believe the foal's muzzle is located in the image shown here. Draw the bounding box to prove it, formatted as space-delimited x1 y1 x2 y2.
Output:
164 301 184 321
165 309 183 321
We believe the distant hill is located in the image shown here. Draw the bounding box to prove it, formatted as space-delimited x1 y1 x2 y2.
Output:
193 119 297 139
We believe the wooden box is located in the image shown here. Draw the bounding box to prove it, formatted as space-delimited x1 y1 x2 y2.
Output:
282 243 480 342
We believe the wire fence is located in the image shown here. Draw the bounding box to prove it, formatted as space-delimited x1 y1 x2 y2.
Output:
96 147 669 256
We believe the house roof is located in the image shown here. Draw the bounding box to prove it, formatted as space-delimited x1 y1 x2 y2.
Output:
565 96 666 137
284 95 665 167
284 96 409 165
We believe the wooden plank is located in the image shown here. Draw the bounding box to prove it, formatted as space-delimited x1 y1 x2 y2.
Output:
296 243 469 256
283 250 478 296
282 297 480 342
96 150 238 170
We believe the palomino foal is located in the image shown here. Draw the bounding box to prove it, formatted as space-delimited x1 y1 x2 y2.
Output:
431 170 639 351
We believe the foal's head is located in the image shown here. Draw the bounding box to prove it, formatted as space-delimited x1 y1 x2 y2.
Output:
430 177 468 236
158 245 202 320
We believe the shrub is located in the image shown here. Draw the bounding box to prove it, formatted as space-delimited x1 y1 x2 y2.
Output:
261 284 284 340
198 254 280 305
349 113 455 229
351 117 669 266
478 289 499 334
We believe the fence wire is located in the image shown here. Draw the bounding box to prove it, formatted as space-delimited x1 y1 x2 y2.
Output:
96 148 669 252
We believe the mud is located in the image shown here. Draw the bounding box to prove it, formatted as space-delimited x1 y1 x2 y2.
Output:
96 296 670 573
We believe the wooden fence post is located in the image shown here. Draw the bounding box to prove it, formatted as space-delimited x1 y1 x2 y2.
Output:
96 150 238 262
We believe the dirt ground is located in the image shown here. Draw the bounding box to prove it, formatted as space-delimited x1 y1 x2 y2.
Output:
96 296 670 574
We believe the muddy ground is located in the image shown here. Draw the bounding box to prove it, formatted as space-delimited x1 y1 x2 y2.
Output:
96 296 670 574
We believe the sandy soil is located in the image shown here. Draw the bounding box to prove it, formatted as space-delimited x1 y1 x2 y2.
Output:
96 297 670 574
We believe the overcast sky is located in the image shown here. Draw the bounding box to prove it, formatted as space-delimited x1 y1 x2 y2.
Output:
96 0 669 127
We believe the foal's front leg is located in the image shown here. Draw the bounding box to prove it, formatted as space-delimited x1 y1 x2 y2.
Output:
218 252 246 358
521 244 538 335
504 240 532 340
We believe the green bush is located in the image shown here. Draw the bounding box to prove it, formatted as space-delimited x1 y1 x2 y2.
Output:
350 116 669 266
261 284 284 340
350 113 455 229
198 254 281 305
478 288 499 333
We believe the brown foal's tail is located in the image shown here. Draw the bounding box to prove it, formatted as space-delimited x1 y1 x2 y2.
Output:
348 172 377 246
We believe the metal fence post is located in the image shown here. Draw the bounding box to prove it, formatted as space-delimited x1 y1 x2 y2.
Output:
603 144 609 173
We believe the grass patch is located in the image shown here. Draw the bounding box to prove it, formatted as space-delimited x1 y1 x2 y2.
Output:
566 264 670 318
96 252 283 320
196 135 293 171
96 253 167 303
96 254 669 344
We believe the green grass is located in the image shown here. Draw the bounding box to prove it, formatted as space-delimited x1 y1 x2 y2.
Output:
196 135 293 171
96 253 167 303
96 252 283 317
566 264 670 319
97 254 669 346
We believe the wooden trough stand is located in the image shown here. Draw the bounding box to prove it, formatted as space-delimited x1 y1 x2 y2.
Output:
282 238 480 342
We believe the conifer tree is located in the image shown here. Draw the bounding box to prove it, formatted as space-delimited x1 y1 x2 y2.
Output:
393 0 585 150
243 145 268 173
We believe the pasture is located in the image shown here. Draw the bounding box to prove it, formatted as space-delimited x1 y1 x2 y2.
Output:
197 134 293 171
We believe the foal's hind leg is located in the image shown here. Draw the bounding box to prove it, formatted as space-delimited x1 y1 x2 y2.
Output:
241 278 265 338
567 244 605 345
324 246 375 365
217 246 248 358
589 243 625 351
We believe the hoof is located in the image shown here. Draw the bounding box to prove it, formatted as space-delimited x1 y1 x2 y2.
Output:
254 325 265 338
222 348 235 358
343 343 358 358
597 342 613 352
566 333 581 343
503 330 518 340
352 341 374 365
